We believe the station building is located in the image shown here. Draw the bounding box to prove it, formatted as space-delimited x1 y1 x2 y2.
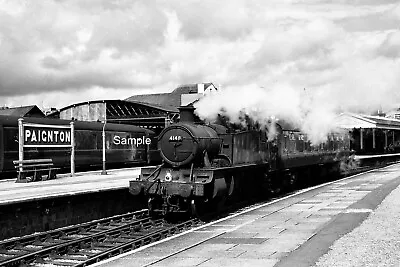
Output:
385 108 400 120
48 83 217 134
125 83 217 107
336 113 400 154
0 105 45 117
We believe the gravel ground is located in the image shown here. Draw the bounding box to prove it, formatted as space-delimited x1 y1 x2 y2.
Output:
315 184 400 267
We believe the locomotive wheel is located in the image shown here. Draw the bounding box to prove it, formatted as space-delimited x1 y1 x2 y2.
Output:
148 198 157 218
227 175 235 196
216 196 226 213
190 199 206 218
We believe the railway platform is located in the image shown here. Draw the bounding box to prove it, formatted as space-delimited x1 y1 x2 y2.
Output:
0 167 144 205
95 163 400 267
0 167 147 240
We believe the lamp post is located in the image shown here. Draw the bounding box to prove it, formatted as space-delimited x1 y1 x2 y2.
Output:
70 121 75 176
101 120 107 175
101 104 107 175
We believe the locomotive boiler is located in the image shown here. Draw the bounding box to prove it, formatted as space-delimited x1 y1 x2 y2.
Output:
129 106 351 216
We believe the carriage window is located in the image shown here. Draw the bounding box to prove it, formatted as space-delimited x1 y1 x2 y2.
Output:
288 132 296 153
260 130 267 143
297 133 304 152
3 128 18 151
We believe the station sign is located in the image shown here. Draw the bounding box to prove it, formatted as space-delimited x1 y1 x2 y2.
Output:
23 124 72 147
18 119 75 176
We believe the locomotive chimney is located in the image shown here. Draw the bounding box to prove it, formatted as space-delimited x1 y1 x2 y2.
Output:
178 105 195 122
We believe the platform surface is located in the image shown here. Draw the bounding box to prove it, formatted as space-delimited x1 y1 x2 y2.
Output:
94 163 400 267
0 167 145 205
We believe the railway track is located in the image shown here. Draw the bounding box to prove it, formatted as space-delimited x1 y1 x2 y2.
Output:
0 209 200 267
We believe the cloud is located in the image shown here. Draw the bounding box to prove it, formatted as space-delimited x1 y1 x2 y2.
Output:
247 19 343 68
378 31 400 58
0 0 399 113
0 0 167 96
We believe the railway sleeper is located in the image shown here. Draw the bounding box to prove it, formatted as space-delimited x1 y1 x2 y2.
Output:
58 253 89 260
69 250 98 257
92 242 116 248
0 254 13 260
19 246 43 252
7 250 27 256
104 237 132 243
46 259 81 266
0 250 24 256
53 254 88 260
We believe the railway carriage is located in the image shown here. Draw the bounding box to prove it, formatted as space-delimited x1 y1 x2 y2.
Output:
129 106 352 216
0 115 158 177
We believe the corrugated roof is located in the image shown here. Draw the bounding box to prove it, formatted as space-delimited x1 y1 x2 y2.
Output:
58 99 178 113
171 84 199 94
126 100 179 113
0 105 45 117
336 112 400 130
362 114 400 127
171 83 214 94
126 83 216 108
125 93 180 108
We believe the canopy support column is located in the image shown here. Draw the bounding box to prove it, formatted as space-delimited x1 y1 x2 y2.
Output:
372 128 376 149
360 128 364 150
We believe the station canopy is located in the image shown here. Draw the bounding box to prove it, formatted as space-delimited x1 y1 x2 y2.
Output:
50 100 179 130
335 113 400 130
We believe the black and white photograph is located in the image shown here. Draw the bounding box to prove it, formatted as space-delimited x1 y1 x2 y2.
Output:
1 0 400 266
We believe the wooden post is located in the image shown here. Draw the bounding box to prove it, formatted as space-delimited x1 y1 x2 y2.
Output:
70 121 75 176
372 128 376 149
393 131 395 145
384 130 388 149
18 118 24 173
101 103 107 175
101 122 107 175
360 128 364 150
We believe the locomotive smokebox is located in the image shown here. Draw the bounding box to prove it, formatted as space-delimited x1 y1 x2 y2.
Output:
158 105 224 167
178 106 195 123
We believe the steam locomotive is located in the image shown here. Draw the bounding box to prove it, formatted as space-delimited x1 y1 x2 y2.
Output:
129 106 351 216
0 115 159 177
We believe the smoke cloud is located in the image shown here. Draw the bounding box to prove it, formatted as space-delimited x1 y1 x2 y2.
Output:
195 84 339 144
195 56 400 144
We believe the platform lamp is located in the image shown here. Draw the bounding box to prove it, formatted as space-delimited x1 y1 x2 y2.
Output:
101 103 107 175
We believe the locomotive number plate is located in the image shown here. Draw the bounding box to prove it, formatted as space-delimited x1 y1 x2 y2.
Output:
169 135 183 142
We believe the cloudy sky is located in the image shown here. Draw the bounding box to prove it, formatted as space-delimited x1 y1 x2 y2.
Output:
0 0 399 111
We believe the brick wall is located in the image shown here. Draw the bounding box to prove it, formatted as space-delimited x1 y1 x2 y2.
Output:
0 189 147 240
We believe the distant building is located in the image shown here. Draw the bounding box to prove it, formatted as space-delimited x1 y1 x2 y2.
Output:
0 105 45 117
385 108 400 120
49 100 179 133
370 109 386 117
43 107 59 116
125 83 218 108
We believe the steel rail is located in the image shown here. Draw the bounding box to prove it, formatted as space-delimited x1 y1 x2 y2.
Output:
72 218 200 267
0 209 149 249
0 218 154 266
0 215 200 267
0 210 150 266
